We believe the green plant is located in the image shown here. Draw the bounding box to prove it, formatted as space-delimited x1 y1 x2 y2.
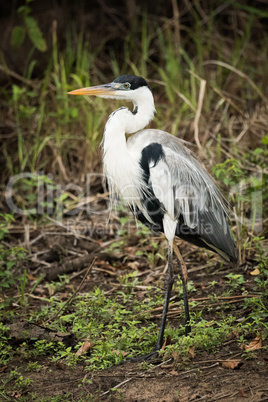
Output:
10 367 33 389
240 296 268 333
175 278 196 297
11 1 47 52
26 361 44 372
45 275 70 296
50 344 79 367
118 271 140 289
163 316 236 363
33 340 58 356
241 349 258 360
209 280 218 288
225 273 245 289
253 236 268 270
0 323 12 364
213 159 245 187
0 246 26 291
19 269 28 306
0 213 15 240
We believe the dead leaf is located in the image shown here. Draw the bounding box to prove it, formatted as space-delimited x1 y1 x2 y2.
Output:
161 335 172 350
112 350 129 357
76 340 93 356
136 291 146 301
232 331 239 338
143 275 155 285
8 391 22 398
171 351 182 363
188 345 195 359
128 261 140 270
239 389 247 398
250 268 260 276
195 283 205 290
245 334 262 351
8 389 28 398
55 361 68 370
60 293 69 299
169 369 179 375
222 359 242 369
0 366 7 373
218 278 225 287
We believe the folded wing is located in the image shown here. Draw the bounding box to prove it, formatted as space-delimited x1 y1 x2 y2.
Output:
135 133 237 262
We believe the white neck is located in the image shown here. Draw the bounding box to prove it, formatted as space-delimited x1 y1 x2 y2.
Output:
102 86 155 155
101 86 155 206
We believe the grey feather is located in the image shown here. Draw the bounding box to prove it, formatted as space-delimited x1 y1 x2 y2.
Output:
127 129 237 262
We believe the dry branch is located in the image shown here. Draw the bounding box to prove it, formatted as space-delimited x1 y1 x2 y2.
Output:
8 321 75 346
45 253 98 281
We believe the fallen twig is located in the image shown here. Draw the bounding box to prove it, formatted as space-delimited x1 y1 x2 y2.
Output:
45 258 96 324
100 378 132 397
138 294 259 318
45 254 97 281
100 358 172 397
100 360 220 398
0 63 38 88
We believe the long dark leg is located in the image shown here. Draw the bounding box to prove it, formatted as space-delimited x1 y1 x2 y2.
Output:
118 240 174 364
173 242 191 335
155 240 174 349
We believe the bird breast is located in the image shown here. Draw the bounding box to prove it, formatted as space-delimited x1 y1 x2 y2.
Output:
102 140 145 210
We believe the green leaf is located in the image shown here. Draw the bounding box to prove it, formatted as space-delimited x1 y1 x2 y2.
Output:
6 261 16 269
0 229 8 240
71 108 78 118
262 134 268 145
24 16 47 52
253 148 264 155
18 5 31 16
11 26 26 48
55 193 69 203
0 282 12 288
12 85 25 102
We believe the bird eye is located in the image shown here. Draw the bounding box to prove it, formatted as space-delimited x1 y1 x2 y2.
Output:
123 82 130 89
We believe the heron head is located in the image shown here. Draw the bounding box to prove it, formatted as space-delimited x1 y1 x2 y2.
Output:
68 74 150 101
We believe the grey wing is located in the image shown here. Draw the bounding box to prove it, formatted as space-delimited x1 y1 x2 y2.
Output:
148 142 237 262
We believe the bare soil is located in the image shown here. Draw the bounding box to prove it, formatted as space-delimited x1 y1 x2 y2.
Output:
1 222 268 401
2 351 268 401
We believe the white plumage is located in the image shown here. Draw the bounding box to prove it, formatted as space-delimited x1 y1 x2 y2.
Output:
69 74 237 361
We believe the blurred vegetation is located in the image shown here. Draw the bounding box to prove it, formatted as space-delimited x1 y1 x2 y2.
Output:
0 1 267 176
1 0 267 254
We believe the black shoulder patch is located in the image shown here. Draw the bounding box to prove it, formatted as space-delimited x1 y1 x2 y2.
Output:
132 106 138 115
140 143 164 183
113 75 148 90
136 143 165 231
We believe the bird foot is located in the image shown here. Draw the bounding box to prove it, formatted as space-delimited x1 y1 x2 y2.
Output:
118 350 161 365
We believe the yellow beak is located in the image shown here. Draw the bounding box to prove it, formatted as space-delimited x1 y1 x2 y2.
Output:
68 84 117 96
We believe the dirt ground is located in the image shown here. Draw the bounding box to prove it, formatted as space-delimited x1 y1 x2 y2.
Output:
2 350 268 401
1 220 268 401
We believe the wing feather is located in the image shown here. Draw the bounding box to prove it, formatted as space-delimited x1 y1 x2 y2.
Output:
128 129 237 262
